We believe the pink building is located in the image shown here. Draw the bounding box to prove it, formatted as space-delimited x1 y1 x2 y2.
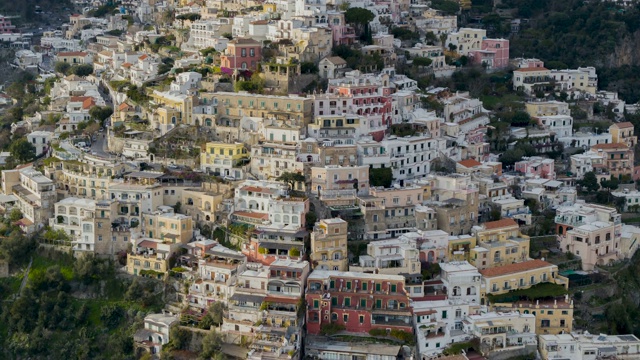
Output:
327 13 357 46
311 71 394 141
471 38 509 69
514 156 555 179
220 38 262 70
0 15 16 34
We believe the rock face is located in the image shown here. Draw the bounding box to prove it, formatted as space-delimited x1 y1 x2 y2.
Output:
608 31 640 68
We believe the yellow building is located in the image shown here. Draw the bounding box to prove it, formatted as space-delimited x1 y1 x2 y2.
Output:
310 218 348 271
609 122 637 148
151 90 194 127
141 209 193 244
448 235 477 261
470 218 530 270
127 239 174 279
492 297 574 335
479 259 568 305
200 142 248 177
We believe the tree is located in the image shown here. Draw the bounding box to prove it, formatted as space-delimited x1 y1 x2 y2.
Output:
276 172 305 191
369 167 393 188
200 331 223 360
344 8 375 44
301 62 319 74
71 64 93 77
221 33 232 40
54 62 71 75
577 172 600 193
9 138 36 163
430 0 459 15
89 106 113 123
600 176 620 191
412 57 433 67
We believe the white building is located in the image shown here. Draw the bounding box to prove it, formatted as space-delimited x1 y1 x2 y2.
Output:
539 333 640 360
537 115 573 138
570 150 606 179
27 131 53 157
50 197 96 254
169 72 202 95
134 313 180 354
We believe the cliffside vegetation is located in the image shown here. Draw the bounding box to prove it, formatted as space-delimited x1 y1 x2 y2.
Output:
475 0 640 103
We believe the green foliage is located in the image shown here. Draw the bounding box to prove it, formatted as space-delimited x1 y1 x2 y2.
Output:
176 13 201 22
600 176 620 191
100 304 125 329
89 106 114 123
391 27 421 42
488 282 568 303
412 57 433 67
577 172 600 193
54 61 71 75
368 328 415 345
126 85 151 104
276 171 305 190
199 302 226 329
72 64 94 77
301 61 319 74
9 138 36 163
222 33 233 40
369 167 393 188
200 330 223 359
235 73 265 93
105 29 123 36
289 247 300 257
90 3 117 17
320 323 346 335
430 0 459 14
333 45 384 72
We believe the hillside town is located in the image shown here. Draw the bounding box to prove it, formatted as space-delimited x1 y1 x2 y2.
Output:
2 0 640 359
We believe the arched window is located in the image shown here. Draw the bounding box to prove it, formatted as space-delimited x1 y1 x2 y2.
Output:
452 286 461 296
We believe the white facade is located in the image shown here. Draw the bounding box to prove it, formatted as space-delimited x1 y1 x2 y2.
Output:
50 197 96 253
538 115 573 138
539 333 640 360
27 131 53 157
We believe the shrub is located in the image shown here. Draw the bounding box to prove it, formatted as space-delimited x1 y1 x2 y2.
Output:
320 323 345 336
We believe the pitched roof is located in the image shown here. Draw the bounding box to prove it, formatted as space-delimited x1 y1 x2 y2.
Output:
613 122 634 129
138 54 148 60
483 218 518 230
323 56 347 65
122 62 132 68
118 102 131 111
479 259 554 278
458 159 482 168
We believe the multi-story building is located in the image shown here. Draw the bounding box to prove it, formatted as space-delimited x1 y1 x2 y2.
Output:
134 313 180 355
2 166 56 230
465 312 537 354
470 38 510 70
44 158 127 200
490 196 532 225
492 296 574 335
127 238 181 278
311 165 369 207
441 92 489 133
108 180 164 224
200 141 248 179
141 208 193 244
305 270 413 335
378 135 440 185
512 67 552 94
525 100 571 117
187 240 246 308
223 260 309 360
539 333 640 360
610 122 637 148
570 150 607 180
26 131 53 157
350 237 421 276
426 174 479 236
220 38 262 70
360 185 424 239
150 90 194 132
50 197 101 255
515 156 556 179
480 259 568 305
591 143 634 180
188 18 232 49
310 218 348 271
470 219 530 270
0 15 16 33
446 28 486 56
557 201 622 270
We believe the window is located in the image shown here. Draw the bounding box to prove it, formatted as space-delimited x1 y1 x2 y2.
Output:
390 284 397 293
241 49 246 57
359 315 364 323
343 314 348 322
330 280 335 289
250 48 254 57
442 310 447 319
360 299 366 308
313 300 319 308
375 283 381 292
362 282 367 291
344 298 351 307
331 297 337 306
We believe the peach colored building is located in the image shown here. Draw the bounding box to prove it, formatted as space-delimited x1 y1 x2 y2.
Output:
220 38 262 70
590 143 634 180
609 122 637 148
515 156 555 179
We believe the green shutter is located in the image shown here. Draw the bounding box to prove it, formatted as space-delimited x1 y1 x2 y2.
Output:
345 298 351 307
331 297 337 306
313 300 319 308
375 283 381 292
375 299 382 309
346 281 351 289
330 280 335 289
360 299 366 308
362 283 367 291
391 284 397 293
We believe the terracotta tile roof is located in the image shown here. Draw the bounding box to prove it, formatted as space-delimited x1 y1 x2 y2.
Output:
514 67 549 72
122 62 132 68
138 240 158 249
118 102 131 111
69 96 91 102
82 98 95 110
139 54 148 60
458 159 482 168
591 143 630 150
479 259 554 278
483 218 518 230
241 186 275 193
613 122 634 129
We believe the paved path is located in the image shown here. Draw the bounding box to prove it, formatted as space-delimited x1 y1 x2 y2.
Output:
16 257 33 299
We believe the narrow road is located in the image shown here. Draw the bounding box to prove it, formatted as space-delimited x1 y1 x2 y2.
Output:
91 133 115 159
16 257 33 299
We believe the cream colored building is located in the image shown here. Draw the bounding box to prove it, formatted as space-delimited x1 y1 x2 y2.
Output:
2 166 56 229
492 296 574 335
349 237 421 276
470 218 530 270
311 165 369 207
610 122 637 148
310 218 348 271
141 207 193 244
480 259 568 305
